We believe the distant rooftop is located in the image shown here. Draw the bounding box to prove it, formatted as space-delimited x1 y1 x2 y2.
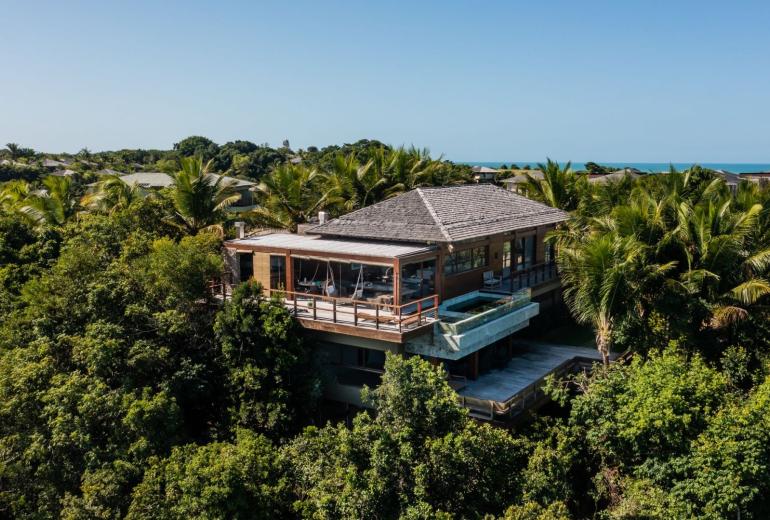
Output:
118 171 255 189
471 166 498 174
309 184 568 244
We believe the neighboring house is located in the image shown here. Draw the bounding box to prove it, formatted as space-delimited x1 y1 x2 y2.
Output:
42 158 70 169
742 171 770 185
471 166 498 183
117 172 256 206
501 170 543 193
588 168 642 184
223 184 578 420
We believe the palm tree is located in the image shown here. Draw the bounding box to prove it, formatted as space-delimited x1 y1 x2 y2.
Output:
19 176 80 226
0 180 32 216
250 163 330 232
524 159 586 211
4 143 21 160
81 175 144 214
556 231 675 364
168 156 241 234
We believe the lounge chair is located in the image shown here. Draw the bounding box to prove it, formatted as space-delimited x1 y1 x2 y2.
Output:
482 270 502 289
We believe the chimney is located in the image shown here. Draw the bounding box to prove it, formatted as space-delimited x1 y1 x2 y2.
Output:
318 211 328 224
234 221 246 239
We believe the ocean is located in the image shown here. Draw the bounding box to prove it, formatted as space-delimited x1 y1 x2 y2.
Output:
462 162 770 174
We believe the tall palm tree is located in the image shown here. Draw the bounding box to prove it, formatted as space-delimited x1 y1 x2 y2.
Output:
169 156 241 234
556 231 675 364
524 159 586 211
81 174 145 214
250 163 330 232
19 176 79 226
0 180 33 220
4 143 21 160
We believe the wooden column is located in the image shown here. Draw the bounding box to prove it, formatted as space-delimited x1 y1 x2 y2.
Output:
468 351 479 380
285 253 294 292
393 258 400 311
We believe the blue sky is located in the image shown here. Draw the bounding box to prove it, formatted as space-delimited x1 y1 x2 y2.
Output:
2 0 769 162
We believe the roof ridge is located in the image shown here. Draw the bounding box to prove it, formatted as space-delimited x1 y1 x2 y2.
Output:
415 188 452 242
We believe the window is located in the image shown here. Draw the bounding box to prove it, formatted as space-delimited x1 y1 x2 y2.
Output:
400 259 436 303
444 246 488 275
503 242 512 269
269 255 286 290
238 253 253 282
544 242 555 264
515 236 534 271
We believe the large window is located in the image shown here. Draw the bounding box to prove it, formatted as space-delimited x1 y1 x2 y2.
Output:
502 242 512 269
269 255 286 290
515 236 534 271
400 259 436 304
444 246 487 275
238 253 253 282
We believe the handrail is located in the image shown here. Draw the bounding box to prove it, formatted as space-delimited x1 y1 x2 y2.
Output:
263 288 439 332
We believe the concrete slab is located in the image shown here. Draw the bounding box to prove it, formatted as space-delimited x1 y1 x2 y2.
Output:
458 343 602 402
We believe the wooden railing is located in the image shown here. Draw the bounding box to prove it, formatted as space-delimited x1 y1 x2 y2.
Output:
264 289 439 333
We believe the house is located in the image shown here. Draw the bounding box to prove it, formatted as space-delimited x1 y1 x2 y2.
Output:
42 158 70 169
116 172 257 207
742 171 770 185
223 185 584 419
471 166 498 183
588 168 641 184
501 170 543 194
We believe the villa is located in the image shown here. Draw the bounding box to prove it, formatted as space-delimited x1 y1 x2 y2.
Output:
223 184 596 419
115 171 257 207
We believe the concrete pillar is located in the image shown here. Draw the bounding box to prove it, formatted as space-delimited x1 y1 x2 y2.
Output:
468 351 479 380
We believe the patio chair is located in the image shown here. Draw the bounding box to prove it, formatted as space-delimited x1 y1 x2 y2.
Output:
482 270 502 289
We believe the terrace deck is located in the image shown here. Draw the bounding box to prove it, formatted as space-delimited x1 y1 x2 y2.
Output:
457 342 605 419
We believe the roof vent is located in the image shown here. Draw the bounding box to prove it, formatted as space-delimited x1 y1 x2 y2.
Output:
318 211 329 225
234 221 246 239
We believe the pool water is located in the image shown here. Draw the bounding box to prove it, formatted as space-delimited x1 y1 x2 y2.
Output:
446 296 508 314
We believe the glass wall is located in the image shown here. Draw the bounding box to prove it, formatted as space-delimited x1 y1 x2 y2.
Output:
515 236 534 271
444 246 487 275
400 258 437 304
292 257 395 303
269 255 286 290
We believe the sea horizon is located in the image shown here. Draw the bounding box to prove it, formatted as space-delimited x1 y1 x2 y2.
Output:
461 161 770 174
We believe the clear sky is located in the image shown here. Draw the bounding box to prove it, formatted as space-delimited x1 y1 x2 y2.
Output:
2 0 769 162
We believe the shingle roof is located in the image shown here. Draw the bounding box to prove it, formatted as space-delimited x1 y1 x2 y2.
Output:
309 184 568 244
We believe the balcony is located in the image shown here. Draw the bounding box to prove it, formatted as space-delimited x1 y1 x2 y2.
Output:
499 262 559 294
264 289 439 342
406 289 540 360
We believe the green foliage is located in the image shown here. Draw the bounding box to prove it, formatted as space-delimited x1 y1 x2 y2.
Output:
173 135 220 161
168 156 242 234
214 281 320 437
126 430 291 519
288 354 525 518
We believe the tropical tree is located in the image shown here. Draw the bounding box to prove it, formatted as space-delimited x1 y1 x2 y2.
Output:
168 156 241 234
249 163 329 232
81 174 145 214
555 231 675 364
18 175 79 226
4 143 21 160
524 159 586 211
